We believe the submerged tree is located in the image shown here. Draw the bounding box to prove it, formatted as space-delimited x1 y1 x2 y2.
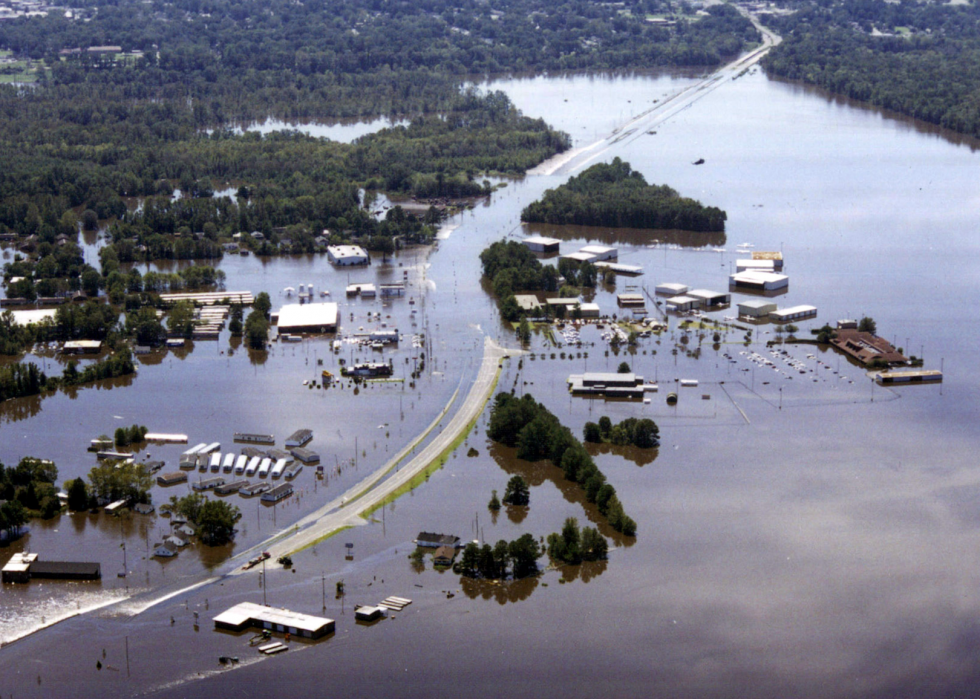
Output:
502 475 530 506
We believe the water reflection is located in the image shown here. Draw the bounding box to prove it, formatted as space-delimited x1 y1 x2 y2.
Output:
769 75 980 152
558 559 607 584
489 442 634 548
461 574 539 604
0 394 42 423
505 505 528 525
586 442 659 468
523 222 726 248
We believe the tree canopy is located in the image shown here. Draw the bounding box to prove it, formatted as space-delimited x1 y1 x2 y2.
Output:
764 0 980 140
521 158 727 232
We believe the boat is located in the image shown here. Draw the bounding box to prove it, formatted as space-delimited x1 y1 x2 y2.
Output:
693 158 705 165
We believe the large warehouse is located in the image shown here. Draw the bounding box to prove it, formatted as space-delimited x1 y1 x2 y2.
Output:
729 271 789 292
277 303 339 333
522 236 561 253
737 300 778 318
326 245 369 266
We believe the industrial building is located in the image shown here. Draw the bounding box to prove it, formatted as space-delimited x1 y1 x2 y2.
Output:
234 433 275 445
728 271 789 292
192 476 225 492
2 553 101 583
735 259 778 273
343 362 392 377
261 483 294 503
577 303 601 318
875 369 943 385
346 283 376 297
285 429 313 448
567 372 646 398
522 236 561 253
687 289 731 307
62 340 102 354
560 245 617 264
666 295 700 313
594 261 643 276
417 532 462 548
579 244 618 261
276 303 339 334
213 602 335 640
513 295 543 313
656 282 690 296
544 298 581 310
290 448 320 464
617 293 646 307
157 471 188 486
326 245 369 266
769 305 817 323
751 251 784 270
737 300 778 319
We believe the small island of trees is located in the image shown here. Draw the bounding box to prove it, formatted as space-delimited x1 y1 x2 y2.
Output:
521 158 727 233
488 392 637 536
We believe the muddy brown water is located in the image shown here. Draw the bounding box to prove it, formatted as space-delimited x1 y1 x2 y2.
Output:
2 68 980 697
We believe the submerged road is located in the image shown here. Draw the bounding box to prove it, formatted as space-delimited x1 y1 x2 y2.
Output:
528 12 782 178
229 335 512 569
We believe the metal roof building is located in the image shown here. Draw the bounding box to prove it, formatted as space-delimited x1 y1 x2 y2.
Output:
277 303 339 334
729 271 789 291
213 602 335 639
737 300 778 318
579 244 618 261
666 295 700 312
656 282 689 296
687 289 731 307
769 305 817 322
522 236 561 253
326 245 369 266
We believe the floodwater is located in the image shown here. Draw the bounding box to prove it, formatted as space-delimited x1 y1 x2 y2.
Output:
3 65 980 697
223 116 409 142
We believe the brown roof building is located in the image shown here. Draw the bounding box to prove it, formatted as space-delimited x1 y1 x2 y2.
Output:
831 329 907 366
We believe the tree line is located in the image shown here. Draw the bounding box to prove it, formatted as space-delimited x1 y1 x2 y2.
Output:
0 348 136 403
583 415 660 449
521 158 727 232
487 392 637 536
0 456 60 522
0 0 758 264
763 0 980 140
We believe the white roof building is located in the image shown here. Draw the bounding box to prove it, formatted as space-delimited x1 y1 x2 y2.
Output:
326 245 369 266
729 271 789 291
277 303 339 333
213 602 335 639
579 245 617 261
522 236 560 253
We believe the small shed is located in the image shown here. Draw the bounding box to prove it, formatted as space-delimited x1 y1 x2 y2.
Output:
433 546 456 566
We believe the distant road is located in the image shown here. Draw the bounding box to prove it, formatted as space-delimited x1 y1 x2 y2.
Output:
229 335 512 569
529 13 782 178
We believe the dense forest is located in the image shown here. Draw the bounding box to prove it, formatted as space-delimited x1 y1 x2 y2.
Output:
521 158 727 232
0 0 757 256
764 0 980 139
